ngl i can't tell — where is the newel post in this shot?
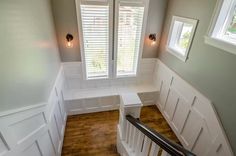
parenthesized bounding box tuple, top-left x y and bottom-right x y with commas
(118, 93, 143, 140)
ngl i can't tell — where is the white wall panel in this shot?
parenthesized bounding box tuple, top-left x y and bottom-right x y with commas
(0, 68, 66, 156)
(8, 112, 46, 145)
(172, 98, 190, 133)
(20, 142, 42, 156)
(163, 88, 179, 120)
(0, 134, 8, 156)
(62, 58, 157, 90)
(155, 60, 234, 156)
(37, 131, 56, 156)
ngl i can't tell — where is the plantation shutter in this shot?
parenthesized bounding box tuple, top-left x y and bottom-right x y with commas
(79, 1, 112, 79)
(115, 3, 145, 76)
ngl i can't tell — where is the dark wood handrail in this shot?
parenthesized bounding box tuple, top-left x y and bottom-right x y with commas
(126, 115, 196, 156)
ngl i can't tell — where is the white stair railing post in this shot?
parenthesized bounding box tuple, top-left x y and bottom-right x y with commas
(117, 93, 142, 155)
(119, 93, 142, 140)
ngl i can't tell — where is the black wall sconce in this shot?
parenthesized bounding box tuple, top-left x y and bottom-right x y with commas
(149, 34, 157, 45)
(66, 33, 74, 48)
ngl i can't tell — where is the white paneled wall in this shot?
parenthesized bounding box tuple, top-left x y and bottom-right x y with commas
(63, 59, 157, 90)
(154, 60, 234, 156)
(63, 59, 159, 115)
(0, 58, 234, 156)
(0, 68, 66, 156)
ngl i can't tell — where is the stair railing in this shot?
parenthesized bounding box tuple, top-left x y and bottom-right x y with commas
(117, 93, 196, 156)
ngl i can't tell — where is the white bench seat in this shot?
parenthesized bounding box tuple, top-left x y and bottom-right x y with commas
(63, 84, 158, 101)
(63, 83, 159, 115)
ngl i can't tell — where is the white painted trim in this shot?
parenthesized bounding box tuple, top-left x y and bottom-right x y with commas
(113, 0, 150, 78)
(205, 36, 236, 55)
(75, 0, 113, 80)
(166, 16, 198, 62)
(0, 104, 46, 118)
(205, 0, 236, 55)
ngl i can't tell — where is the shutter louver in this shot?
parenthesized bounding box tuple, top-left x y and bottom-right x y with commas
(80, 4, 110, 79)
(116, 5, 145, 76)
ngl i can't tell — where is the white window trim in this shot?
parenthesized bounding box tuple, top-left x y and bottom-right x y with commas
(166, 16, 198, 62)
(205, 0, 236, 55)
(113, 0, 150, 78)
(75, 0, 113, 80)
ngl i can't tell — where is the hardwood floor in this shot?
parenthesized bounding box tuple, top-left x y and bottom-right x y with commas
(62, 105, 179, 156)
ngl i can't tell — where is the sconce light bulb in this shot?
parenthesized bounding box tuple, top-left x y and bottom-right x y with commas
(66, 41, 73, 48)
(149, 33, 157, 46)
(66, 33, 74, 48)
(151, 41, 156, 46)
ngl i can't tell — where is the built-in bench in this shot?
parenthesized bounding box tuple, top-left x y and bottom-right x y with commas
(63, 84, 159, 115)
(62, 59, 159, 115)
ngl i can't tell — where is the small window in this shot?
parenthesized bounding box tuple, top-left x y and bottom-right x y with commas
(167, 16, 198, 62)
(205, 0, 236, 55)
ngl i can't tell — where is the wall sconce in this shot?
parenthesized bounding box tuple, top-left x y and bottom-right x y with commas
(149, 34, 157, 46)
(66, 33, 74, 48)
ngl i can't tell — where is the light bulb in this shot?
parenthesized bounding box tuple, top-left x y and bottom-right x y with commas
(151, 40, 156, 46)
(66, 41, 73, 48)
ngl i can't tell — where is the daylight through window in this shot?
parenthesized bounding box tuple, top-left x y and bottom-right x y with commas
(167, 16, 198, 62)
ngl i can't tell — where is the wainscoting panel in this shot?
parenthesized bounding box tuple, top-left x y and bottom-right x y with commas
(0, 134, 8, 156)
(20, 142, 42, 156)
(155, 60, 234, 156)
(62, 58, 157, 91)
(0, 67, 66, 156)
(66, 95, 120, 115)
(37, 131, 56, 156)
(63, 58, 158, 115)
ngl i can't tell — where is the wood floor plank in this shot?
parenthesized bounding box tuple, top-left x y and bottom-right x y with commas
(62, 106, 179, 156)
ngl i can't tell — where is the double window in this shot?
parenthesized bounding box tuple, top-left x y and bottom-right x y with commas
(76, 0, 149, 79)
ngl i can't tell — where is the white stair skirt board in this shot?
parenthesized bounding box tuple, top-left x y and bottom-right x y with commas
(154, 60, 234, 156)
(0, 67, 67, 156)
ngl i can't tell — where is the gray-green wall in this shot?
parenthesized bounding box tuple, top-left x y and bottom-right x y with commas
(159, 0, 236, 153)
(51, 0, 168, 62)
(0, 0, 61, 111)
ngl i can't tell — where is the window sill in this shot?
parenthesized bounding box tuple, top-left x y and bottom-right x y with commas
(204, 36, 236, 55)
(166, 47, 187, 62)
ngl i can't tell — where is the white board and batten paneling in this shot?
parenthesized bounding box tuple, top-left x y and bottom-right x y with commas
(154, 60, 234, 156)
(0, 68, 67, 156)
(63, 58, 159, 115)
(0, 58, 234, 156)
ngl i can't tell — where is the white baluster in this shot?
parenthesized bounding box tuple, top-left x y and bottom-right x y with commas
(135, 130, 145, 156)
(149, 142, 160, 156)
(141, 136, 152, 156)
(131, 127, 138, 151)
(125, 121, 130, 143)
(128, 124, 134, 148)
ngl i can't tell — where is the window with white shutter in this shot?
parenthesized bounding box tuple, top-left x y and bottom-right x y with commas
(114, 0, 148, 77)
(76, 0, 149, 79)
(76, 0, 113, 79)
